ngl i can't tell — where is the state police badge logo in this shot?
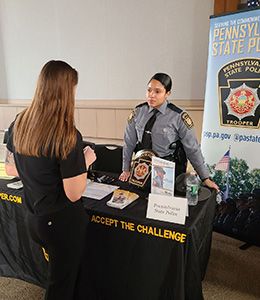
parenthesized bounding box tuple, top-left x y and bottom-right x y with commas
(218, 58, 260, 129)
(129, 149, 157, 191)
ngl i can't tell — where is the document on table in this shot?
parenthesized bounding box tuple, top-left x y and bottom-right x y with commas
(0, 162, 15, 180)
(82, 180, 119, 200)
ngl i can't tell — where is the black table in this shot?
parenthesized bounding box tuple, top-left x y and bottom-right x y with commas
(0, 178, 216, 300)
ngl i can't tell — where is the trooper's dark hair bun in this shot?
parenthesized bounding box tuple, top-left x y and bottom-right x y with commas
(149, 73, 172, 92)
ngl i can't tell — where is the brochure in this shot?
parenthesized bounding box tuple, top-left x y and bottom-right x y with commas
(0, 162, 15, 180)
(107, 189, 139, 209)
(83, 179, 119, 200)
(151, 157, 175, 197)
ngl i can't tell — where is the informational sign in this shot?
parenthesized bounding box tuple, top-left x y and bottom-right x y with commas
(146, 194, 187, 225)
(201, 8, 260, 245)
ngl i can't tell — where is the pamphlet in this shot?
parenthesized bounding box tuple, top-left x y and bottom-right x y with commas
(151, 157, 175, 196)
(0, 162, 15, 180)
(83, 179, 119, 200)
(107, 189, 139, 209)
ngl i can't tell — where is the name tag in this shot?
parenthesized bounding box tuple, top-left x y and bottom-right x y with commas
(146, 194, 187, 225)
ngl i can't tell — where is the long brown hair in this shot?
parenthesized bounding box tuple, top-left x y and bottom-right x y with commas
(14, 60, 78, 159)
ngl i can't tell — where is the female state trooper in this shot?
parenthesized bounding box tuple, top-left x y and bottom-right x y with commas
(119, 72, 219, 191)
(5, 60, 96, 300)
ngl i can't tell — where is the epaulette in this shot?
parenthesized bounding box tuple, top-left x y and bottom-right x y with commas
(135, 102, 148, 109)
(168, 103, 193, 129)
(167, 103, 183, 114)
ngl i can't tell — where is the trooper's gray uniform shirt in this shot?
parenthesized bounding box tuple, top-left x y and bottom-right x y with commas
(123, 100, 210, 180)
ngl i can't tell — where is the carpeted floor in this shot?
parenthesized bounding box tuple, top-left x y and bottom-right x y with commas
(203, 232, 260, 300)
(0, 278, 45, 300)
(0, 232, 259, 300)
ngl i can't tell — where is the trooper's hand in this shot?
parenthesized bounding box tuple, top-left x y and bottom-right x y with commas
(119, 171, 130, 182)
(203, 178, 220, 192)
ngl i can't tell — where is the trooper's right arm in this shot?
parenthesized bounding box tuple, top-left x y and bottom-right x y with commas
(122, 109, 138, 172)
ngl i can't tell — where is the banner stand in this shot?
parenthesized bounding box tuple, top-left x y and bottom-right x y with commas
(201, 8, 260, 247)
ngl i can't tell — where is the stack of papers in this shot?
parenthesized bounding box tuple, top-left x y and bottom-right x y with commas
(82, 180, 119, 200)
(0, 162, 15, 180)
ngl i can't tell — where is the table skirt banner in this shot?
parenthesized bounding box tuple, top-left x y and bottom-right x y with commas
(0, 183, 47, 286)
(201, 8, 260, 246)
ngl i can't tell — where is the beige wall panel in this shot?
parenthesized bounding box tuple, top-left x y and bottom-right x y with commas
(96, 109, 116, 139)
(85, 137, 124, 145)
(0, 100, 205, 145)
(16, 106, 27, 114)
(74, 108, 79, 128)
(77, 108, 97, 138)
(0, 107, 17, 130)
(115, 109, 132, 139)
(187, 110, 204, 141)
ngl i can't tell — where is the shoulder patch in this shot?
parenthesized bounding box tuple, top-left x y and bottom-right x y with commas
(127, 109, 136, 123)
(167, 103, 183, 114)
(181, 112, 194, 129)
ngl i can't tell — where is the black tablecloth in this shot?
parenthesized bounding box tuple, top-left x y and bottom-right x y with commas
(0, 179, 48, 286)
(0, 178, 216, 300)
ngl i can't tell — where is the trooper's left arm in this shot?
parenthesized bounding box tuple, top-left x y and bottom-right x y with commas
(177, 112, 219, 191)
(177, 112, 209, 179)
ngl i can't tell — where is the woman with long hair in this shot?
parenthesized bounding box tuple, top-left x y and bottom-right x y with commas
(5, 60, 96, 299)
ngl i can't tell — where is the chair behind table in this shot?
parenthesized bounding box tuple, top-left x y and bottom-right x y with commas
(82, 142, 123, 175)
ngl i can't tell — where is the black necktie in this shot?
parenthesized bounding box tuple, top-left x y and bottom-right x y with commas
(141, 109, 159, 149)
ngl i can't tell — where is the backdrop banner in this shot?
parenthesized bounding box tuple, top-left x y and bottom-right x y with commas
(201, 8, 260, 246)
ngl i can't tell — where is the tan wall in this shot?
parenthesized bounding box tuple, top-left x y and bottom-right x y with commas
(0, 99, 204, 145)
